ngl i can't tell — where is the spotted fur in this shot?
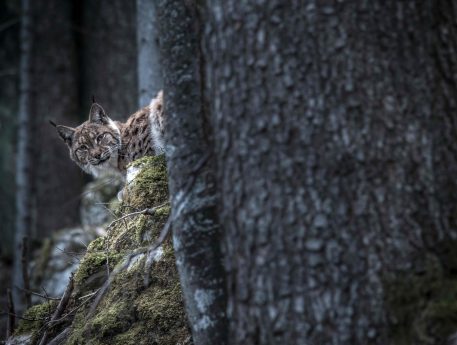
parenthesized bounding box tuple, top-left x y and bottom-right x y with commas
(55, 91, 164, 178)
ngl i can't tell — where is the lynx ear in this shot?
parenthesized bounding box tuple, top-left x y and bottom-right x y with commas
(89, 103, 109, 124)
(56, 125, 75, 146)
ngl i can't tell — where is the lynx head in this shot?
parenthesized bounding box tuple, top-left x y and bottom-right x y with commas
(55, 103, 121, 177)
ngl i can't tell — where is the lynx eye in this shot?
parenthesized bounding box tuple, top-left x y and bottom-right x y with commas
(78, 145, 88, 151)
(96, 133, 108, 143)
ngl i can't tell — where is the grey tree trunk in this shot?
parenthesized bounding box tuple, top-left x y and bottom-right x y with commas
(13, 0, 32, 311)
(33, 0, 84, 239)
(136, 0, 162, 107)
(80, 0, 137, 119)
(202, 1, 457, 344)
(156, 1, 228, 344)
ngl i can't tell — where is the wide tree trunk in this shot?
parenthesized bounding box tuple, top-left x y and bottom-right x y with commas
(201, 1, 457, 344)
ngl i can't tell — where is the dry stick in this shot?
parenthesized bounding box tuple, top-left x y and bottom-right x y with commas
(37, 274, 74, 345)
(6, 289, 15, 339)
(22, 236, 32, 308)
(106, 201, 170, 229)
(14, 285, 60, 301)
(47, 327, 71, 345)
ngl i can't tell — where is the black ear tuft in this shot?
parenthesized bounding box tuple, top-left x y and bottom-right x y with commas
(56, 125, 75, 146)
(92, 95, 96, 104)
(89, 103, 109, 124)
(49, 120, 57, 127)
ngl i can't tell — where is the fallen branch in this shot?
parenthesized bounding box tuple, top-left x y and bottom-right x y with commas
(37, 274, 74, 345)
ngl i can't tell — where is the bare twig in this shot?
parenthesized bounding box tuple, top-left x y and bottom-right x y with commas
(6, 289, 15, 338)
(54, 247, 82, 263)
(106, 201, 170, 229)
(38, 274, 74, 345)
(14, 285, 60, 301)
(21, 236, 32, 308)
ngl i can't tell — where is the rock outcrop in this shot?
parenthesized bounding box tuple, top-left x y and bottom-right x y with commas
(9, 156, 191, 345)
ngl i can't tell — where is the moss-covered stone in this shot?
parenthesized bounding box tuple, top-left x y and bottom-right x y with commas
(123, 155, 169, 210)
(384, 244, 457, 344)
(74, 251, 124, 291)
(15, 301, 57, 336)
(12, 155, 190, 345)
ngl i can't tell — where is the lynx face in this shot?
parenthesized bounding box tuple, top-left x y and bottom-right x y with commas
(56, 103, 122, 177)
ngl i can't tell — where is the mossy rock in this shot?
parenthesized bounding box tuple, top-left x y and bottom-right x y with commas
(13, 155, 191, 345)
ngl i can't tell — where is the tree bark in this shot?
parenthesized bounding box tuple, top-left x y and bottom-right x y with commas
(203, 1, 457, 344)
(156, 1, 228, 344)
(136, 0, 162, 107)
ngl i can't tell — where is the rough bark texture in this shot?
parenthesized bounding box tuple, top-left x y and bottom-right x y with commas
(156, 1, 228, 344)
(136, 0, 162, 107)
(204, 1, 457, 344)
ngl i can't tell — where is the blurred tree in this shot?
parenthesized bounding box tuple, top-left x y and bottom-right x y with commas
(0, 1, 20, 258)
(80, 0, 137, 119)
(159, 0, 457, 344)
(136, 0, 162, 107)
(13, 0, 32, 312)
(13, 0, 84, 311)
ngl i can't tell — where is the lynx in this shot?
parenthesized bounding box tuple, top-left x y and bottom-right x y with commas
(54, 91, 164, 179)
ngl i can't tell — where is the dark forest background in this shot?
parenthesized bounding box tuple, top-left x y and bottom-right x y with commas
(0, 0, 146, 335)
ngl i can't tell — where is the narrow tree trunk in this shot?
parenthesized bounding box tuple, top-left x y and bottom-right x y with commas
(13, 0, 32, 311)
(136, 0, 162, 107)
(156, 1, 228, 344)
(203, 1, 457, 344)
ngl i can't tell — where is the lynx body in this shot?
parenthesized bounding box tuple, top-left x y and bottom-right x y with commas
(55, 91, 164, 179)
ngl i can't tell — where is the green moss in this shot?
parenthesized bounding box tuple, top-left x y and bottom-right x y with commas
(91, 301, 134, 337)
(135, 283, 186, 330)
(74, 251, 123, 290)
(15, 301, 57, 336)
(124, 155, 168, 210)
(87, 237, 106, 252)
(385, 244, 457, 345)
(36, 155, 190, 345)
